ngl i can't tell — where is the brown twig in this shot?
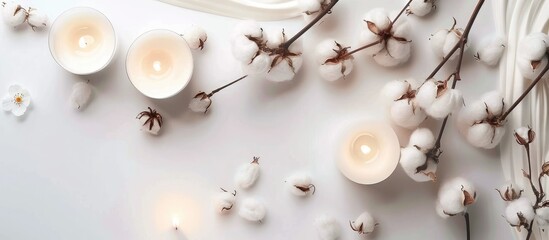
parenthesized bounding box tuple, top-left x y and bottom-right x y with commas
(207, 75, 248, 97)
(465, 212, 471, 240)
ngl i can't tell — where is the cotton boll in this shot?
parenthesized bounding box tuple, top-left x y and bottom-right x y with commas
(319, 60, 353, 82)
(265, 29, 286, 49)
(391, 14, 411, 37)
(351, 211, 376, 234)
(363, 8, 391, 31)
(430, 30, 448, 57)
(233, 20, 263, 38)
(390, 100, 427, 129)
(519, 34, 548, 61)
(138, 115, 161, 135)
(373, 48, 401, 67)
(400, 146, 427, 180)
(2, 2, 27, 27)
(315, 215, 341, 240)
(242, 53, 272, 75)
(238, 198, 266, 222)
(188, 95, 211, 113)
(298, 0, 321, 15)
(213, 189, 236, 213)
(358, 30, 383, 55)
(517, 56, 549, 80)
(437, 178, 476, 217)
(235, 157, 260, 189)
(426, 89, 463, 119)
(231, 36, 260, 63)
(316, 39, 339, 64)
(183, 25, 207, 50)
(415, 80, 437, 109)
(69, 81, 92, 110)
(476, 37, 506, 66)
(466, 123, 505, 149)
(381, 80, 410, 102)
(407, 0, 435, 17)
(286, 172, 315, 196)
(536, 207, 549, 226)
(266, 55, 303, 82)
(505, 197, 534, 226)
(408, 128, 435, 151)
(481, 90, 505, 116)
(442, 30, 462, 60)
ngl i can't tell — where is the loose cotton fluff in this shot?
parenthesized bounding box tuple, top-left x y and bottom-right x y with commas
(183, 25, 207, 50)
(2, 2, 26, 27)
(536, 206, 549, 226)
(230, 20, 303, 82)
(213, 188, 237, 213)
(298, 0, 331, 21)
(517, 32, 549, 80)
(436, 177, 476, 218)
(188, 92, 212, 113)
(26, 7, 47, 30)
(399, 128, 438, 182)
(406, 0, 436, 17)
(235, 157, 260, 189)
(474, 36, 506, 66)
(382, 78, 427, 129)
(350, 211, 377, 235)
(359, 8, 412, 67)
(504, 197, 534, 229)
(457, 90, 506, 149)
(430, 22, 466, 60)
(315, 39, 354, 81)
(69, 81, 92, 110)
(238, 198, 266, 222)
(415, 78, 463, 119)
(286, 172, 315, 196)
(314, 215, 341, 240)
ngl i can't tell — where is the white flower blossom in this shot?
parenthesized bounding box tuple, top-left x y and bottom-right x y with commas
(474, 36, 506, 66)
(183, 25, 207, 50)
(69, 81, 92, 110)
(517, 32, 549, 80)
(316, 39, 354, 81)
(315, 215, 341, 240)
(235, 157, 260, 189)
(436, 177, 476, 218)
(350, 211, 377, 235)
(2, 84, 30, 117)
(238, 198, 266, 222)
(406, 0, 436, 17)
(359, 8, 411, 67)
(458, 91, 506, 149)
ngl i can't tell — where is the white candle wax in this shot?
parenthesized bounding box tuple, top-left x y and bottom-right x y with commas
(49, 7, 117, 75)
(337, 120, 400, 185)
(126, 29, 193, 99)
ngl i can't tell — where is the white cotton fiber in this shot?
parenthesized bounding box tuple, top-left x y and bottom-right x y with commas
(213, 190, 236, 213)
(505, 197, 534, 226)
(2, 2, 26, 27)
(298, 0, 321, 14)
(430, 29, 448, 57)
(536, 207, 549, 226)
(231, 36, 260, 63)
(476, 37, 506, 66)
(316, 39, 339, 64)
(358, 29, 384, 55)
(467, 123, 505, 149)
(239, 198, 266, 222)
(27, 8, 47, 30)
(242, 53, 272, 75)
(381, 80, 410, 102)
(363, 8, 391, 31)
(400, 146, 426, 178)
(351, 211, 376, 234)
(235, 158, 260, 189)
(437, 177, 476, 217)
(425, 89, 462, 119)
(373, 48, 401, 67)
(319, 60, 353, 82)
(266, 55, 303, 82)
(442, 30, 462, 60)
(265, 29, 286, 48)
(188, 96, 211, 113)
(386, 38, 411, 61)
(519, 34, 548, 61)
(415, 80, 437, 109)
(138, 116, 161, 135)
(481, 90, 505, 115)
(232, 20, 263, 38)
(286, 172, 315, 196)
(408, 128, 435, 151)
(183, 25, 207, 50)
(69, 81, 92, 110)
(407, 0, 435, 17)
(390, 100, 426, 129)
(314, 215, 341, 240)
(517, 55, 549, 80)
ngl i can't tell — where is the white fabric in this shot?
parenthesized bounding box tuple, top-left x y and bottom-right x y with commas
(494, 0, 549, 239)
(157, 0, 301, 20)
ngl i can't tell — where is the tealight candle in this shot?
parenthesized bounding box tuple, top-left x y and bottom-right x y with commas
(126, 29, 193, 99)
(337, 120, 400, 185)
(49, 7, 117, 75)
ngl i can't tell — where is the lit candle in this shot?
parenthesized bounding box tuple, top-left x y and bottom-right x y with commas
(48, 7, 117, 75)
(172, 214, 180, 230)
(126, 29, 194, 99)
(337, 120, 400, 185)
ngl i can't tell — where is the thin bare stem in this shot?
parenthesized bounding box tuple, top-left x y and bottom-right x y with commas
(280, 0, 340, 49)
(526, 222, 534, 240)
(393, 0, 413, 23)
(208, 75, 248, 97)
(464, 212, 471, 240)
(499, 55, 549, 121)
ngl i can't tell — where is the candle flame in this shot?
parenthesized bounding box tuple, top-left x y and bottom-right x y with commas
(172, 214, 180, 230)
(360, 145, 372, 155)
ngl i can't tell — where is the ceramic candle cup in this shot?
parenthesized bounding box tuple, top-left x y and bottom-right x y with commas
(126, 29, 193, 99)
(337, 120, 400, 185)
(49, 7, 117, 75)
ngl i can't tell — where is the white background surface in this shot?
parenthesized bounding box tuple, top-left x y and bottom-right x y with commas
(0, 0, 514, 239)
